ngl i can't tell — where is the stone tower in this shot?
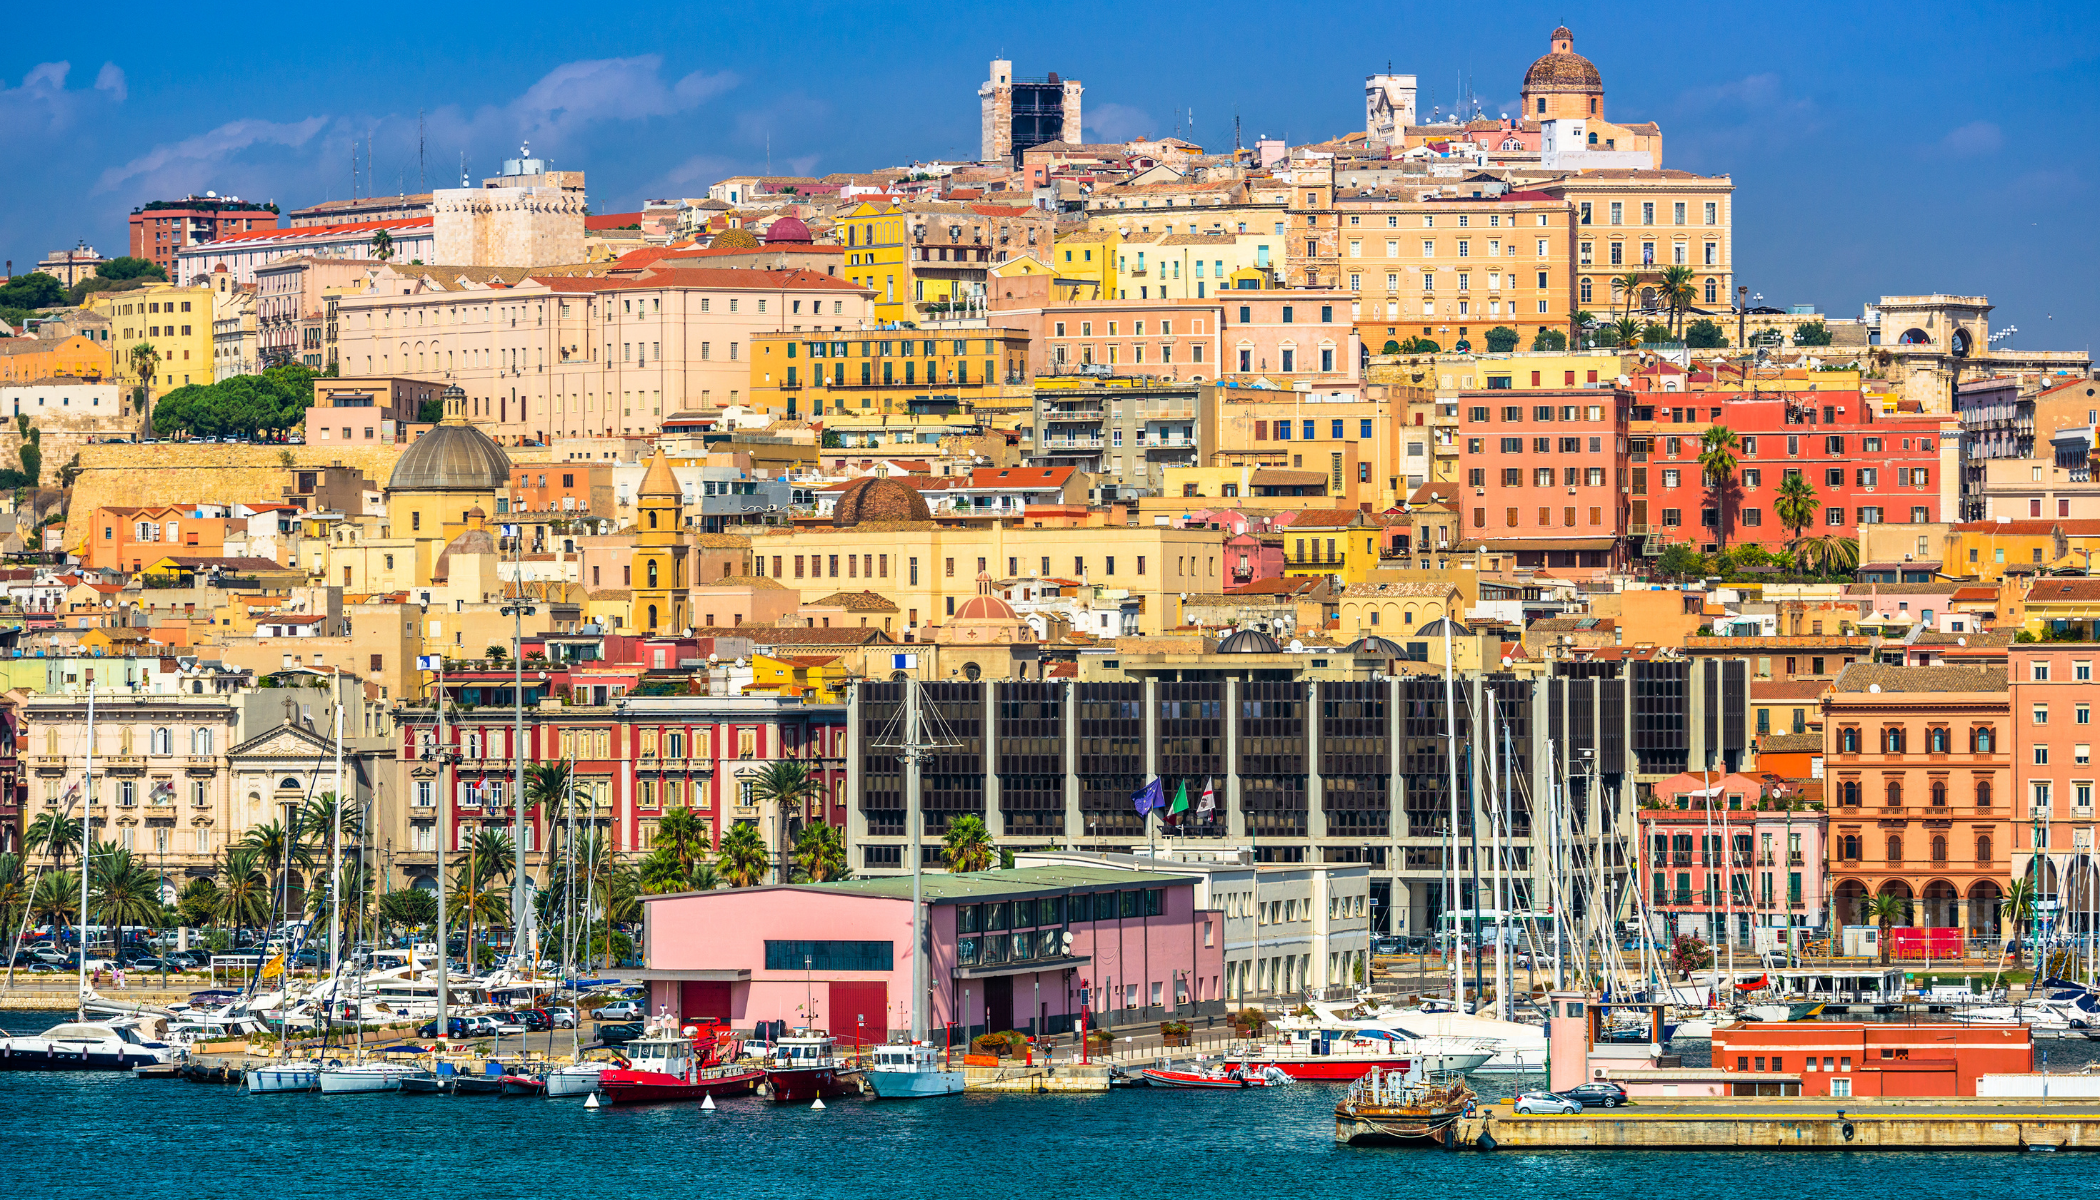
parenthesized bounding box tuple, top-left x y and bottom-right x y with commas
(979, 60, 1083, 164)
(1364, 74, 1417, 150)
(431, 142, 587, 267)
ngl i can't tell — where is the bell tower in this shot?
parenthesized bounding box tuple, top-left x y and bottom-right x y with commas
(629, 450, 688, 634)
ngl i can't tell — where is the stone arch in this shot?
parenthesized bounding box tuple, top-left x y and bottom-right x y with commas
(1898, 327, 1932, 346)
(1967, 879, 2003, 942)
(1832, 878, 1870, 926)
(1920, 878, 1959, 928)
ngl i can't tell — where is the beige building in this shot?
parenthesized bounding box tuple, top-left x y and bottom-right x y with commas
(1539, 169, 1735, 318)
(332, 263, 875, 444)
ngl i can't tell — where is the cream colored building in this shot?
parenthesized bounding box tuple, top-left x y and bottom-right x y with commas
(1539, 170, 1735, 317)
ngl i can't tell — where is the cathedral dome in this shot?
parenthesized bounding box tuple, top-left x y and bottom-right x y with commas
(1217, 627, 1282, 654)
(387, 394, 511, 493)
(1523, 26, 1603, 94)
(764, 215, 813, 244)
(831, 476, 932, 526)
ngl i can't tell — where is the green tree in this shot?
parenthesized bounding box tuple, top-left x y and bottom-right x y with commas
(792, 823, 849, 883)
(1804, 533, 1861, 579)
(462, 827, 516, 965)
(1381, 339, 1403, 354)
(1611, 271, 1645, 318)
(1530, 327, 1568, 352)
(176, 876, 221, 929)
(748, 762, 819, 878)
(128, 343, 162, 406)
(1793, 319, 1833, 347)
(1609, 315, 1643, 349)
(24, 812, 82, 867)
(97, 256, 167, 283)
(1684, 318, 1728, 349)
(1657, 542, 1707, 581)
(416, 398, 444, 423)
(90, 845, 167, 938)
(1698, 425, 1741, 553)
(377, 887, 438, 937)
(2000, 879, 2034, 956)
(1398, 336, 1440, 353)
(1774, 472, 1822, 567)
(1571, 311, 1597, 349)
(212, 849, 273, 939)
(0, 853, 25, 936)
(717, 823, 770, 888)
(1640, 320, 1673, 344)
(1483, 325, 1520, 353)
(941, 814, 995, 873)
(240, 819, 312, 911)
(31, 869, 79, 928)
(0, 272, 65, 311)
(371, 229, 395, 261)
(1657, 264, 1698, 336)
(1866, 892, 1908, 965)
(16, 419, 41, 486)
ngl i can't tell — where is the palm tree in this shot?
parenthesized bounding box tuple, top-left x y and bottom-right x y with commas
(1697, 425, 1741, 554)
(2000, 879, 2034, 958)
(296, 792, 364, 844)
(1610, 271, 1645, 320)
(127, 342, 161, 410)
(1865, 892, 1908, 966)
(31, 870, 80, 929)
(24, 812, 82, 867)
(212, 849, 273, 943)
(655, 807, 710, 882)
(1773, 472, 1822, 570)
(1658, 264, 1698, 336)
(748, 761, 820, 883)
(1609, 315, 1643, 349)
(91, 847, 166, 945)
(1808, 533, 1861, 579)
(525, 762, 574, 822)
(793, 823, 849, 883)
(941, 815, 995, 874)
(371, 228, 394, 261)
(638, 846, 691, 895)
(464, 828, 516, 966)
(241, 819, 313, 918)
(0, 853, 25, 937)
(717, 823, 770, 888)
(1571, 310, 1596, 350)
(377, 887, 437, 941)
(449, 866, 510, 964)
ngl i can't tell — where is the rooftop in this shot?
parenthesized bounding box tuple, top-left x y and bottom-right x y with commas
(1830, 664, 2008, 695)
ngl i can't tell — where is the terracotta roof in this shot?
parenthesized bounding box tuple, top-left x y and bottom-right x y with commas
(1752, 679, 1830, 701)
(1913, 629, 2015, 646)
(964, 466, 1073, 489)
(1278, 509, 1374, 528)
(1757, 732, 1824, 754)
(1225, 578, 1325, 596)
(1830, 663, 2007, 694)
(2024, 579, 2100, 602)
(1950, 587, 1999, 602)
(690, 532, 754, 548)
(805, 591, 899, 612)
(1530, 616, 1614, 632)
(694, 626, 896, 646)
(1340, 581, 1451, 597)
(204, 216, 431, 244)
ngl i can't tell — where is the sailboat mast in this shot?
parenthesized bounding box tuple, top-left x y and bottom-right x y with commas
(76, 670, 95, 1020)
(331, 692, 344, 977)
(566, 753, 580, 1059)
(435, 655, 449, 1040)
(906, 678, 927, 1045)
(1442, 620, 1461, 1006)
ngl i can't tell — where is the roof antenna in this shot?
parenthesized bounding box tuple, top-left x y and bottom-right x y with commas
(459, 151, 467, 188)
(418, 109, 426, 191)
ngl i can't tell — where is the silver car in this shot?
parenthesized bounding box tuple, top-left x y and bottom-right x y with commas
(1514, 1090, 1583, 1115)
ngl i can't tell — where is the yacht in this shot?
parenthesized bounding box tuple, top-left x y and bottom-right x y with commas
(867, 1041, 964, 1099)
(545, 1060, 617, 1098)
(317, 1061, 429, 1093)
(1362, 1006, 1548, 1073)
(0, 1017, 178, 1070)
(245, 1061, 322, 1093)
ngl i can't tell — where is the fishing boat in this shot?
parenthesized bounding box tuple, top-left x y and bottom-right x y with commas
(451, 1062, 509, 1095)
(0, 1017, 178, 1071)
(762, 1031, 864, 1102)
(1141, 1062, 1286, 1088)
(1333, 1066, 1475, 1147)
(867, 1041, 964, 1099)
(597, 1027, 765, 1105)
(317, 1061, 427, 1094)
(865, 678, 967, 1101)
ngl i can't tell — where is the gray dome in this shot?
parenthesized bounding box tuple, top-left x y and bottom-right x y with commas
(1217, 627, 1282, 654)
(1416, 618, 1470, 637)
(1347, 635, 1408, 656)
(388, 421, 512, 493)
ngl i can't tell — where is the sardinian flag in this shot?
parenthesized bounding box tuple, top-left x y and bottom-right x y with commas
(150, 781, 177, 805)
(60, 780, 82, 807)
(1198, 778, 1216, 823)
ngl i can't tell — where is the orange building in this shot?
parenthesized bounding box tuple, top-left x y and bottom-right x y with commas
(1456, 385, 1632, 573)
(85, 506, 232, 573)
(1823, 663, 2012, 942)
(0, 334, 110, 385)
(1714, 1022, 2029, 1098)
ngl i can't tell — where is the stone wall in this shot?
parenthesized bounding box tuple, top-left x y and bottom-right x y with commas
(431, 185, 586, 267)
(64, 443, 406, 552)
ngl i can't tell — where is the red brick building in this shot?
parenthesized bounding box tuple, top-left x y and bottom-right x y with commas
(1457, 385, 1632, 573)
(127, 195, 278, 279)
(1715, 1022, 2029, 1098)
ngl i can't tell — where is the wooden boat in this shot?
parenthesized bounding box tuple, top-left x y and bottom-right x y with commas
(599, 1026, 765, 1106)
(1333, 1067, 1475, 1147)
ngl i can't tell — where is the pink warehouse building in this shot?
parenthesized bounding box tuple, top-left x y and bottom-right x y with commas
(638, 865, 1225, 1043)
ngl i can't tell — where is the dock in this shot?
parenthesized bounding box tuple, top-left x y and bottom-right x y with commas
(1455, 1098, 2100, 1151)
(962, 1063, 1111, 1093)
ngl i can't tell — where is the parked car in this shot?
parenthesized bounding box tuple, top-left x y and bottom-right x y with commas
(125, 956, 174, 972)
(482, 1014, 528, 1036)
(416, 1017, 471, 1039)
(547, 1007, 578, 1029)
(506, 1009, 551, 1032)
(596, 1020, 644, 1046)
(594, 1000, 643, 1021)
(1514, 1090, 1583, 1115)
(1564, 1082, 1628, 1109)
(1371, 936, 1406, 956)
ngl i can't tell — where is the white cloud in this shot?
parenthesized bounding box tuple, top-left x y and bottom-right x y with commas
(94, 62, 126, 102)
(1938, 120, 2002, 157)
(94, 116, 329, 195)
(0, 61, 124, 139)
(1085, 102, 1154, 143)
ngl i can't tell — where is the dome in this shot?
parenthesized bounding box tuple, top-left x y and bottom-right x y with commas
(955, 594, 1018, 621)
(432, 522, 497, 583)
(1523, 27, 1603, 94)
(1346, 635, 1407, 657)
(1217, 627, 1282, 654)
(764, 215, 812, 244)
(388, 415, 512, 493)
(832, 476, 932, 526)
(1417, 618, 1470, 637)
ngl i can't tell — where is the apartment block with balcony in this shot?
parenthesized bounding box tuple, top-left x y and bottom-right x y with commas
(1457, 386, 1632, 574)
(1640, 770, 1828, 947)
(2007, 643, 2100, 910)
(748, 328, 1033, 423)
(1028, 376, 1215, 498)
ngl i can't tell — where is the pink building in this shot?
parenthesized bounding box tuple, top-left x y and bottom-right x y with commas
(1640, 770, 1829, 948)
(638, 866, 1225, 1042)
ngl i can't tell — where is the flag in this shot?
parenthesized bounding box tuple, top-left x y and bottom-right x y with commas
(1168, 781, 1189, 823)
(1130, 777, 1164, 817)
(1198, 779, 1216, 822)
(260, 953, 285, 981)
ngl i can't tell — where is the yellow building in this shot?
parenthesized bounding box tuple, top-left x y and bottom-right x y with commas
(1198, 382, 1434, 510)
(746, 328, 1032, 420)
(1108, 230, 1284, 301)
(1335, 579, 1459, 638)
(834, 201, 1058, 323)
(746, 652, 848, 702)
(1278, 509, 1393, 584)
(629, 451, 690, 634)
(85, 282, 215, 401)
(1943, 519, 2100, 582)
(1542, 170, 1735, 317)
(1050, 229, 1120, 293)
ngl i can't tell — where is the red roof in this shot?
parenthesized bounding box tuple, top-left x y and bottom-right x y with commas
(586, 212, 645, 231)
(965, 466, 1073, 489)
(205, 216, 432, 244)
(536, 267, 868, 294)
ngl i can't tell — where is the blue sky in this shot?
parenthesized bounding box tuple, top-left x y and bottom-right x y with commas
(4, 2, 2096, 350)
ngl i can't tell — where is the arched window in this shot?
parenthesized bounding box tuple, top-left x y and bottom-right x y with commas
(647, 604, 659, 630)
(1839, 780, 1861, 806)
(1977, 835, 1993, 863)
(1839, 728, 1861, 753)
(191, 728, 213, 755)
(1928, 727, 1949, 753)
(1886, 835, 1902, 863)
(1931, 836, 1947, 863)
(1971, 727, 1995, 753)
(278, 777, 300, 790)
(1976, 780, 1993, 807)
(1931, 780, 1947, 808)
(648, 510, 658, 529)
(1885, 780, 1903, 807)
(150, 727, 172, 755)
(1840, 835, 1861, 860)
(1882, 727, 1906, 753)
(647, 561, 659, 587)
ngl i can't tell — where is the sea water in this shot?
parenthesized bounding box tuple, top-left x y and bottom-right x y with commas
(2, 1010, 2089, 1199)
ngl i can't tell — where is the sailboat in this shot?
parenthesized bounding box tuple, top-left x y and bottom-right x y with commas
(867, 677, 964, 1100)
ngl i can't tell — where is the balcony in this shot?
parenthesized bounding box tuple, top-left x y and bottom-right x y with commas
(1040, 438, 1105, 452)
(104, 755, 146, 775)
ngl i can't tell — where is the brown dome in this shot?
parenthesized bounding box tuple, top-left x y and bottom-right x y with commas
(387, 419, 512, 493)
(832, 476, 932, 526)
(1524, 27, 1603, 94)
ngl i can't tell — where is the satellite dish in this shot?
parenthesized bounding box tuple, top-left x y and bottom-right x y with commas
(1867, 683, 1881, 694)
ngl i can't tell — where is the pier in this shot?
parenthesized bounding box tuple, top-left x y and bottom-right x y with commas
(1455, 1098, 2100, 1151)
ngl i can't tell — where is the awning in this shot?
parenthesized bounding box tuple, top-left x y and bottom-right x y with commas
(952, 954, 1091, 980)
(603, 968, 753, 982)
(1457, 537, 1621, 552)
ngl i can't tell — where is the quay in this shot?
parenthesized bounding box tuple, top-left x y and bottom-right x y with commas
(1452, 1098, 2100, 1151)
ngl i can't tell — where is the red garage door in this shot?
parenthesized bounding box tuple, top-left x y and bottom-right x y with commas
(681, 981, 732, 1024)
(829, 982, 888, 1049)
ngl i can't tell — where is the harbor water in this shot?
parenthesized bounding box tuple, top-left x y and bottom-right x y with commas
(5, 1011, 2096, 1198)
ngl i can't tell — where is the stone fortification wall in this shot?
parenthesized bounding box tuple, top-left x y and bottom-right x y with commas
(64, 443, 405, 552)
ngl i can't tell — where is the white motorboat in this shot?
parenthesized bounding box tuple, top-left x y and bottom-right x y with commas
(866, 1041, 964, 1099)
(245, 1062, 322, 1093)
(1363, 1008, 1548, 1073)
(0, 1017, 178, 1071)
(317, 1061, 428, 1093)
(545, 1060, 616, 1098)
(1672, 1016, 1717, 1040)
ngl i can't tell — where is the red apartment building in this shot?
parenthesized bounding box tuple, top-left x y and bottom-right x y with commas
(1457, 385, 1632, 572)
(1633, 389, 1957, 553)
(128, 195, 278, 279)
(1714, 1022, 2029, 1098)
